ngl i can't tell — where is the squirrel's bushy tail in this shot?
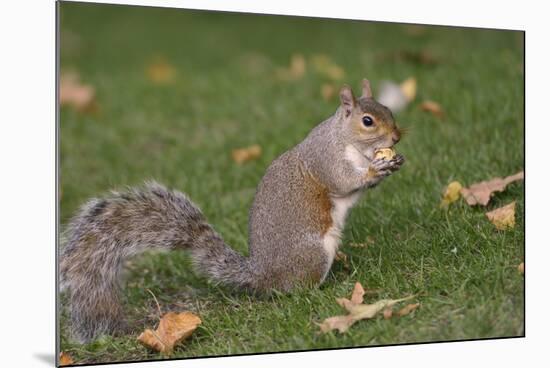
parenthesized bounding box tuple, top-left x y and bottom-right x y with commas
(60, 181, 254, 343)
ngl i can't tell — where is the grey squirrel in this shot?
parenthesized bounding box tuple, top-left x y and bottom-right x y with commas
(60, 79, 405, 343)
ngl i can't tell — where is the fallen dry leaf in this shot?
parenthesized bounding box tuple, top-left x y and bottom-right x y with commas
(400, 50, 438, 65)
(518, 262, 524, 274)
(276, 54, 306, 81)
(400, 77, 417, 102)
(59, 351, 74, 366)
(460, 171, 524, 206)
(349, 236, 375, 248)
(334, 282, 364, 311)
(321, 83, 336, 101)
(59, 71, 96, 112)
(441, 181, 463, 208)
(383, 308, 393, 319)
(377, 77, 416, 112)
(396, 303, 420, 317)
(350, 282, 365, 304)
(311, 55, 345, 81)
(318, 282, 415, 333)
(147, 58, 177, 84)
(318, 315, 355, 334)
(485, 201, 516, 230)
(137, 311, 201, 355)
(377, 50, 438, 66)
(231, 144, 262, 164)
(420, 100, 444, 118)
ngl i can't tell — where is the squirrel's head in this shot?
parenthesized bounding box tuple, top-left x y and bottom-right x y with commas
(339, 79, 402, 160)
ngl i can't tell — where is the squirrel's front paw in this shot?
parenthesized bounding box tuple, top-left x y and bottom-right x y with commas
(366, 154, 405, 182)
(372, 154, 405, 175)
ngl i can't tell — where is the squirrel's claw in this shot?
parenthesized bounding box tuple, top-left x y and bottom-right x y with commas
(371, 154, 404, 173)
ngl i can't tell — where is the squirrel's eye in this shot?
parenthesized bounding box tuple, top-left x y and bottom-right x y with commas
(362, 116, 374, 127)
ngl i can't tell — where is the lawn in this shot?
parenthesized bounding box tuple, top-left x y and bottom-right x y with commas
(58, 2, 524, 365)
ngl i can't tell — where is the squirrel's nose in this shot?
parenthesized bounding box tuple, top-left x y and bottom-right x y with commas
(391, 129, 401, 144)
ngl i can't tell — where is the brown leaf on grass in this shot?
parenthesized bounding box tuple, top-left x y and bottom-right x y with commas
(379, 50, 438, 66)
(383, 308, 393, 319)
(518, 262, 524, 274)
(147, 58, 177, 84)
(137, 311, 201, 355)
(485, 201, 516, 230)
(399, 50, 438, 65)
(350, 282, 365, 304)
(335, 282, 364, 311)
(318, 282, 416, 333)
(420, 100, 444, 118)
(440, 181, 463, 208)
(311, 55, 345, 81)
(276, 54, 306, 81)
(321, 83, 336, 101)
(317, 315, 355, 334)
(231, 144, 262, 164)
(396, 303, 420, 317)
(60, 71, 96, 112)
(59, 351, 74, 366)
(349, 236, 375, 248)
(460, 171, 524, 206)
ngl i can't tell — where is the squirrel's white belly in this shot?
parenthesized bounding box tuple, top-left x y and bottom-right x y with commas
(322, 191, 362, 274)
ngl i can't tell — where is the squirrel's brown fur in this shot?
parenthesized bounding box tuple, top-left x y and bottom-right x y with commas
(60, 79, 404, 343)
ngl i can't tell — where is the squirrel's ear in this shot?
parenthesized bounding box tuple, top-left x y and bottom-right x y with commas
(339, 85, 355, 117)
(361, 78, 373, 98)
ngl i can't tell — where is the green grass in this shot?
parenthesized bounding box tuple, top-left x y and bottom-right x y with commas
(58, 2, 524, 365)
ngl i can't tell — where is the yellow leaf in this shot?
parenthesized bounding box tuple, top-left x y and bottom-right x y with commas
(276, 54, 306, 81)
(231, 144, 262, 164)
(440, 181, 463, 208)
(147, 58, 177, 84)
(321, 83, 336, 101)
(59, 352, 74, 366)
(485, 201, 516, 230)
(518, 262, 524, 274)
(289, 54, 306, 78)
(399, 77, 417, 102)
(311, 54, 345, 81)
(137, 311, 201, 355)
